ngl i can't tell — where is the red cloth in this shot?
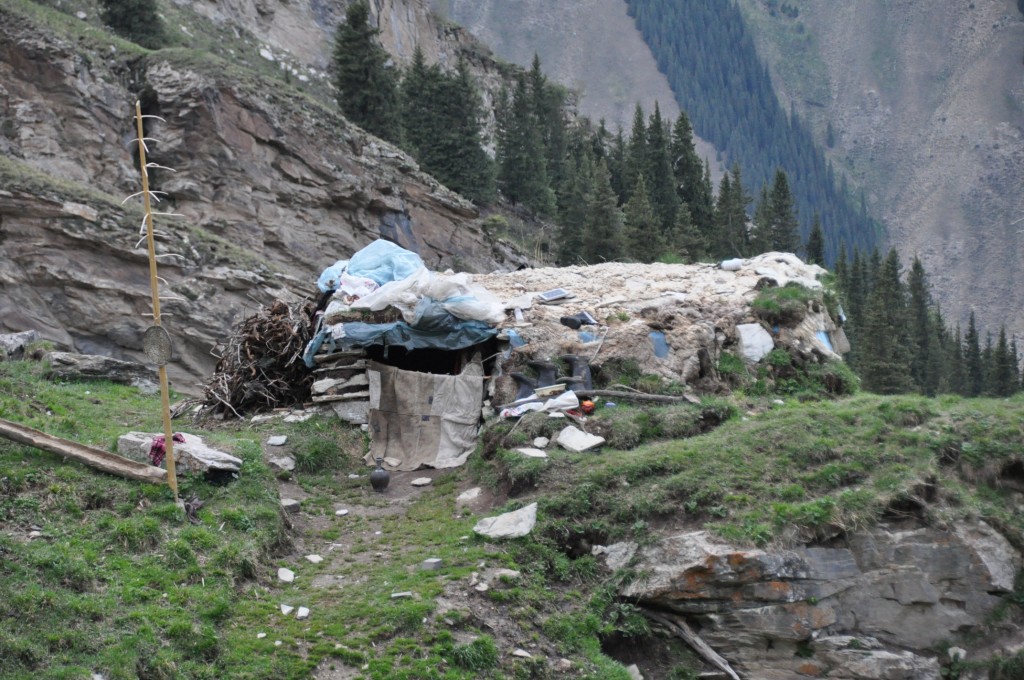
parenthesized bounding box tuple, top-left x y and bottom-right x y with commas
(149, 433, 185, 467)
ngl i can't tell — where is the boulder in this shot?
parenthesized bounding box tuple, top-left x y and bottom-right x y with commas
(611, 522, 1019, 679)
(735, 323, 774, 362)
(473, 502, 537, 539)
(117, 431, 243, 474)
(47, 351, 158, 392)
(0, 330, 40, 359)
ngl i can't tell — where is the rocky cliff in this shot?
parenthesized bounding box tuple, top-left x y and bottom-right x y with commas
(738, 0, 1024, 340)
(0, 2, 526, 392)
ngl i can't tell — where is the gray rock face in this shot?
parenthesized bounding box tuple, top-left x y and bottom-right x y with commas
(0, 11, 528, 394)
(612, 522, 1020, 679)
(48, 352, 158, 392)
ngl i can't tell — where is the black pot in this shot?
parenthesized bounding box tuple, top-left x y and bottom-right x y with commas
(370, 457, 390, 492)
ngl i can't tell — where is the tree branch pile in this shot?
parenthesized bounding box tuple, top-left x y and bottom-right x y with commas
(201, 299, 315, 418)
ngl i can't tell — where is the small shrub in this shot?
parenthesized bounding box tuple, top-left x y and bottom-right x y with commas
(751, 282, 818, 326)
(451, 635, 499, 671)
(717, 351, 746, 377)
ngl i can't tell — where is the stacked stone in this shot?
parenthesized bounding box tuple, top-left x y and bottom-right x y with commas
(310, 348, 370, 425)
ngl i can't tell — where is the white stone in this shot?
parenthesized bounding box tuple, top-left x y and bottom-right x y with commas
(259, 48, 275, 61)
(268, 456, 295, 471)
(473, 502, 538, 539)
(736, 323, 775, 363)
(296, 607, 310, 620)
(278, 568, 295, 583)
(421, 558, 443, 571)
(274, 640, 282, 647)
(494, 569, 521, 581)
(280, 498, 300, 514)
(411, 477, 432, 487)
(280, 604, 294, 615)
(335, 509, 350, 516)
(305, 554, 323, 564)
(348, 473, 360, 479)
(457, 487, 482, 504)
(75, 11, 87, 19)
(267, 435, 287, 446)
(512, 649, 532, 658)
(391, 591, 413, 599)
(474, 582, 489, 592)
(533, 437, 549, 448)
(556, 425, 605, 452)
(256, 632, 266, 639)
(514, 447, 548, 458)
(626, 663, 644, 680)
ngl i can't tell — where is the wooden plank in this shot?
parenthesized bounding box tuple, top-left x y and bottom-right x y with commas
(0, 417, 167, 484)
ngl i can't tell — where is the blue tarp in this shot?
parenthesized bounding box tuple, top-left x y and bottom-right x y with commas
(346, 239, 424, 286)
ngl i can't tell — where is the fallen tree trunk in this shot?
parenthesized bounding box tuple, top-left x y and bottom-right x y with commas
(576, 389, 700, 404)
(643, 610, 741, 680)
(0, 417, 167, 484)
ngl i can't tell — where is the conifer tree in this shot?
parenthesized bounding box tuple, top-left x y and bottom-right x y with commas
(496, 74, 555, 216)
(645, 103, 679, 236)
(964, 313, 983, 397)
(712, 164, 751, 258)
(992, 327, 1017, 396)
(767, 168, 799, 252)
(555, 146, 594, 265)
(99, 0, 167, 49)
(947, 325, 967, 395)
(907, 257, 932, 393)
(749, 184, 772, 255)
(624, 104, 648, 202)
(672, 203, 708, 263)
(671, 111, 713, 235)
(805, 213, 825, 265)
(623, 174, 664, 263)
(333, 1, 401, 142)
(582, 159, 625, 263)
(859, 249, 914, 394)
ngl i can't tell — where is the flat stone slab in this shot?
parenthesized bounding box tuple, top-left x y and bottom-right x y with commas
(268, 456, 295, 471)
(281, 498, 301, 514)
(278, 568, 294, 583)
(737, 323, 774, 363)
(556, 425, 605, 452)
(117, 431, 243, 473)
(411, 477, 432, 487)
(515, 447, 548, 459)
(335, 509, 350, 516)
(457, 487, 482, 504)
(421, 558, 443, 571)
(267, 435, 287, 446)
(305, 554, 323, 564)
(296, 607, 310, 620)
(391, 591, 413, 599)
(473, 502, 537, 539)
(280, 604, 294, 615)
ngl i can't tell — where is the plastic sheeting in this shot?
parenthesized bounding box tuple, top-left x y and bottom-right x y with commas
(346, 239, 424, 286)
(333, 319, 496, 352)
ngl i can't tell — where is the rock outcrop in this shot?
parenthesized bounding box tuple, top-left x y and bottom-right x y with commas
(0, 5, 526, 392)
(605, 522, 1022, 679)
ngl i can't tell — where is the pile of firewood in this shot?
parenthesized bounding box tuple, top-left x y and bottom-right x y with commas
(200, 299, 315, 418)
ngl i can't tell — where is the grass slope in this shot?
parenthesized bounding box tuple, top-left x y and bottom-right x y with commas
(2, 358, 1023, 678)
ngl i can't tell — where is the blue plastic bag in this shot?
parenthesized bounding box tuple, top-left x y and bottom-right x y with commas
(346, 239, 424, 286)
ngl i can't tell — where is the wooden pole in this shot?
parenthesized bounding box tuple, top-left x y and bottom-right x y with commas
(134, 100, 178, 499)
(0, 418, 167, 484)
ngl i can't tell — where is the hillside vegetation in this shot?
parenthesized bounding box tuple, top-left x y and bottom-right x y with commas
(2, 356, 1024, 678)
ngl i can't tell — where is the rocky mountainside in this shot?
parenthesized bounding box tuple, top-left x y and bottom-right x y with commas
(0, 0, 526, 392)
(736, 0, 1024, 339)
(438, 0, 1024, 340)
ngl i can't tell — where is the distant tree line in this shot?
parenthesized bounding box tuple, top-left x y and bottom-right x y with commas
(835, 247, 1021, 397)
(332, 3, 835, 268)
(624, 0, 880, 261)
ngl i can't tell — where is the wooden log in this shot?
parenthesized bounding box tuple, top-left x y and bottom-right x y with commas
(643, 611, 741, 680)
(0, 417, 167, 484)
(311, 391, 370, 403)
(576, 389, 701, 404)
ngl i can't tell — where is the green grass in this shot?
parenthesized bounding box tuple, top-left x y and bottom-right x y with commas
(6, 359, 1024, 678)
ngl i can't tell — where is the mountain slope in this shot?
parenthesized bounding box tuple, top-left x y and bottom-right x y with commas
(737, 0, 1024, 338)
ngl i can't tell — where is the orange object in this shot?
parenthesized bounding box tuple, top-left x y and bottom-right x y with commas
(581, 400, 595, 414)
